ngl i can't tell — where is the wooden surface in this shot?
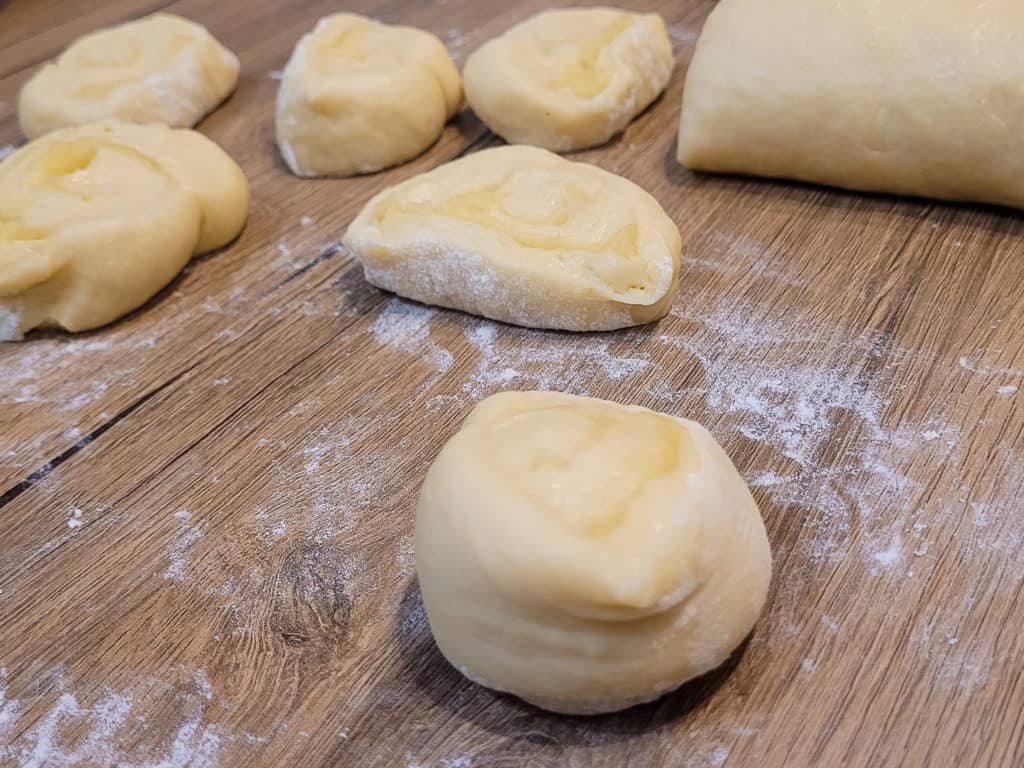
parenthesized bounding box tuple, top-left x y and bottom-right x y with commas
(1, 1, 1023, 766)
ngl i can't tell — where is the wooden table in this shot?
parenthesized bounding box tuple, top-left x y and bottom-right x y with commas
(2, 1, 1022, 766)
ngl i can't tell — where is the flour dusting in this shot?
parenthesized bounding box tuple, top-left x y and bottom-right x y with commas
(0, 144, 15, 161)
(667, 23, 698, 50)
(0, 669, 241, 768)
(370, 300, 454, 390)
(164, 510, 203, 582)
(462, 321, 649, 399)
(443, 29, 467, 58)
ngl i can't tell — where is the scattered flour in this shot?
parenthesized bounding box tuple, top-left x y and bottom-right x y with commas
(164, 510, 203, 582)
(0, 668, 261, 768)
(66, 508, 83, 530)
(0, 144, 15, 161)
(462, 321, 649, 399)
(268, 69, 284, 80)
(871, 533, 902, 572)
(996, 384, 1018, 395)
(300, 215, 315, 227)
(683, 231, 807, 288)
(370, 300, 454, 392)
(821, 615, 840, 634)
(442, 29, 467, 57)
(958, 355, 1024, 379)
(667, 22, 698, 50)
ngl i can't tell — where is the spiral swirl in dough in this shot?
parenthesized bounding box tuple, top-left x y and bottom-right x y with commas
(415, 391, 772, 715)
(0, 122, 248, 340)
(463, 8, 674, 151)
(343, 145, 680, 331)
(275, 14, 462, 177)
(18, 13, 239, 140)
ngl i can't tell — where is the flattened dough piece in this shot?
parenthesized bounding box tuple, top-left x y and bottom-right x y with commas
(463, 8, 674, 152)
(343, 145, 681, 331)
(276, 13, 462, 177)
(416, 391, 773, 715)
(0, 122, 249, 340)
(18, 14, 239, 140)
(678, 0, 1024, 209)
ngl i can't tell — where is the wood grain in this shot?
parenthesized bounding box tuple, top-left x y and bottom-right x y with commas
(1, 1, 1022, 766)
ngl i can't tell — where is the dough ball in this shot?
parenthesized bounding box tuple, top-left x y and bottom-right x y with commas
(275, 13, 462, 178)
(18, 13, 239, 140)
(415, 391, 772, 715)
(343, 145, 680, 331)
(0, 122, 249, 340)
(463, 8, 674, 152)
(677, 0, 1024, 209)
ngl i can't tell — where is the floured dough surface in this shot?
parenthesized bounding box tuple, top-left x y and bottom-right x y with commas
(276, 13, 462, 178)
(463, 8, 674, 152)
(18, 13, 239, 139)
(415, 391, 772, 715)
(0, 122, 248, 340)
(343, 145, 680, 331)
(678, 0, 1024, 209)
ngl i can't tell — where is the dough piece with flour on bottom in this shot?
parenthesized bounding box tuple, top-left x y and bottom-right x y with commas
(276, 13, 462, 177)
(678, 0, 1024, 209)
(0, 122, 249, 340)
(415, 391, 773, 715)
(463, 8, 674, 152)
(343, 145, 680, 331)
(18, 14, 239, 139)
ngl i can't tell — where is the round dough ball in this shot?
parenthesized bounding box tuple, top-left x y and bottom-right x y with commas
(0, 122, 249, 340)
(463, 8, 674, 152)
(343, 145, 681, 331)
(18, 13, 239, 140)
(415, 391, 772, 715)
(275, 13, 462, 178)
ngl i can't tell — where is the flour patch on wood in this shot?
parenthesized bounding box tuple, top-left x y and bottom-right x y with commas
(463, 321, 649, 399)
(164, 510, 204, 582)
(658, 299, 972, 568)
(370, 299, 454, 391)
(0, 668, 242, 768)
(667, 23, 698, 51)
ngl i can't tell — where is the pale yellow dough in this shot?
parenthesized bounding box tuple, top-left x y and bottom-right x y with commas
(343, 145, 680, 331)
(0, 122, 249, 340)
(463, 8, 674, 152)
(275, 14, 462, 178)
(415, 391, 772, 715)
(18, 14, 239, 140)
(678, 0, 1024, 209)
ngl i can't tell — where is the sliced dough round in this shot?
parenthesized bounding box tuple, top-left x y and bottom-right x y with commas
(0, 122, 249, 340)
(275, 13, 462, 178)
(18, 14, 239, 140)
(416, 391, 773, 715)
(343, 145, 681, 331)
(463, 8, 674, 152)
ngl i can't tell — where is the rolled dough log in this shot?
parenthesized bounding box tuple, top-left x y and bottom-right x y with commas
(677, 0, 1024, 209)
